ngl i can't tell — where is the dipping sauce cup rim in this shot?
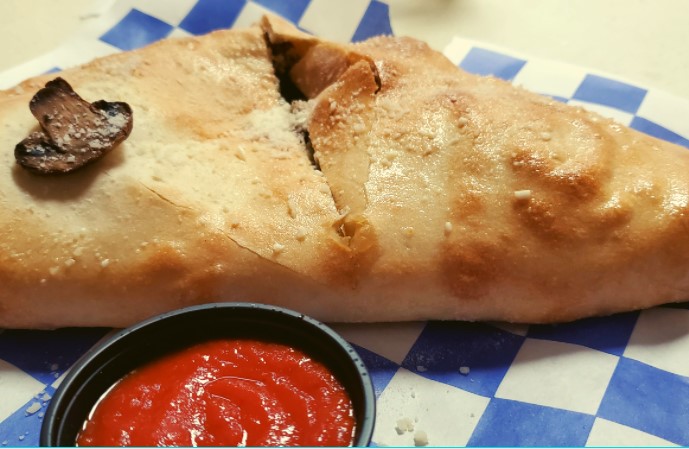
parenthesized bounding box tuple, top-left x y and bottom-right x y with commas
(40, 302, 376, 447)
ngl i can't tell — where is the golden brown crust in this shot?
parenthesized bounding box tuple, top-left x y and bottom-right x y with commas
(2, 17, 689, 328)
(0, 26, 354, 328)
(274, 22, 689, 323)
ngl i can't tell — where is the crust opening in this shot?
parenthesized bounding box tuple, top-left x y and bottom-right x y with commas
(261, 16, 381, 243)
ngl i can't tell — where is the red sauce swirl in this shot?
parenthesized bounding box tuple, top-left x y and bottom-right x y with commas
(76, 339, 356, 446)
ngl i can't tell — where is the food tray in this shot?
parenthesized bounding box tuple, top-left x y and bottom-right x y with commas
(1, 0, 689, 446)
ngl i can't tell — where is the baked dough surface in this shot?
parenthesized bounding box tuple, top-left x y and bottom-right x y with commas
(2, 17, 689, 328)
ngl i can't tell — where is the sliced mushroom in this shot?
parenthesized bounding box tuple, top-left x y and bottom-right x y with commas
(15, 77, 133, 174)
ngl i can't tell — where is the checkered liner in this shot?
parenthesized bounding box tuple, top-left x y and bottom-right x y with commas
(1, 1, 689, 446)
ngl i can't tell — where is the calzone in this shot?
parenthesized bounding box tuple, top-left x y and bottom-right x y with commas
(1, 16, 688, 328)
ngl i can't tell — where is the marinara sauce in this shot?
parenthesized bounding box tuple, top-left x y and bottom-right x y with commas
(76, 339, 356, 446)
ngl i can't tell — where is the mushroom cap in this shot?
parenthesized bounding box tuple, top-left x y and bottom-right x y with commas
(15, 77, 133, 175)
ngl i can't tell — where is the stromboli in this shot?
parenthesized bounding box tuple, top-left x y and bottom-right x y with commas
(1, 15, 688, 328)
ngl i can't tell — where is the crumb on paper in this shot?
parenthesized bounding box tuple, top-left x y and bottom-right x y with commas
(459, 366, 470, 375)
(41, 392, 52, 401)
(413, 430, 429, 447)
(25, 402, 41, 416)
(416, 365, 427, 372)
(395, 417, 415, 435)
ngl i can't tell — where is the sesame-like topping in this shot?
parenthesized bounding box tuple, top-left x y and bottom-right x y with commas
(514, 189, 532, 200)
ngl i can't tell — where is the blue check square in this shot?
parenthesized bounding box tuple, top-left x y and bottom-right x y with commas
(630, 116, 689, 150)
(0, 401, 44, 447)
(598, 357, 689, 445)
(100, 9, 173, 51)
(179, 0, 246, 35)
(352, 0, 393, 42)
(0, 328, 109, 384)
(401, 322, 524, 397)
(253, 0, 310, 23)
(350, 343, 399, 399)
(468, 398, 595, 446)
(460, 47, 527, 81)
(572, 74, 647, 114)
(528, 311, 639, 356)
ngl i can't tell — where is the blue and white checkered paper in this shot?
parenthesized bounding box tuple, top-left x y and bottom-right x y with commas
(2, 1, 689, 446)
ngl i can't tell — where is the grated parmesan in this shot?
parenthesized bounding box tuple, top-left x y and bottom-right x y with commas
(295, 228, 307, 242)
(25, 402, 41, 416)
(514, 189, 532, 200)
